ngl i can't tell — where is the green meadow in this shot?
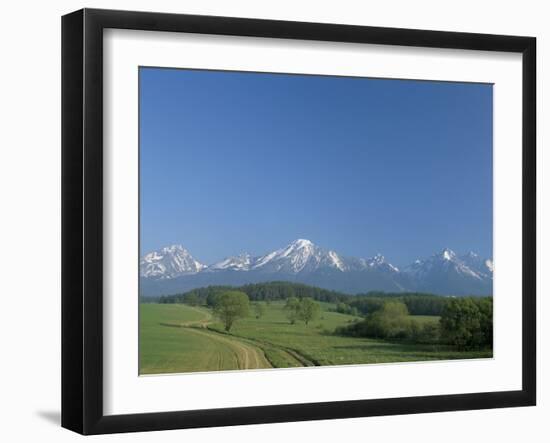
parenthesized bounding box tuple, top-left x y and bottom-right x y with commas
(139, 301, 491, 375)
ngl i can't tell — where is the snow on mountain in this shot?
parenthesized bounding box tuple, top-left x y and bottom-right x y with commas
(209, 253, 252, 271)
(404, 248, 488, 280)
(459, 251, 494, 278)
(365, 254, 400, 273)
(139, 244, 206, 279)
(403, 248, 493, 295)
(139, 240, 492, 296)
(251, 239, 348, 273)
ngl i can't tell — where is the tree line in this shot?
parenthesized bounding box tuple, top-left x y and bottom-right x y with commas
(157, 282, 460, 316)
(343, 294, 448, 316)
(158, 281, 349, 305)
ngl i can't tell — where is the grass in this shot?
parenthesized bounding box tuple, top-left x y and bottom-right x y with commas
(139, 302, 492, 375)
(139, 303, 270, 374)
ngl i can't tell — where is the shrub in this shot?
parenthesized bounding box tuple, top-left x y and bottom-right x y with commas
(336, 301, 410, 339)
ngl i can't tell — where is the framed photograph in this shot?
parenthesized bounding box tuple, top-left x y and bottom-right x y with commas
(62, 8, 536, 435)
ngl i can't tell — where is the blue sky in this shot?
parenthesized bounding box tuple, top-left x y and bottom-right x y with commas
(140, 67, 493, 266)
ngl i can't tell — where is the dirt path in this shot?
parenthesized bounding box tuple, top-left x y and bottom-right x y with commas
(183, 327, 271, 370)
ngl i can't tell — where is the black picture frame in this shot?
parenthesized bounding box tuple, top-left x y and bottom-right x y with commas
(62, 8, 536, 435)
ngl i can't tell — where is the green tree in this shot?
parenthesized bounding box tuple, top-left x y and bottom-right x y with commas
(407, 320, 440, 344)
(206, 291, 220, 307)
(369, 301, 409, 338)
(440, 297, 492, 350)
(185, 293, 200, 306)
(284, 297, 301, 324)
(253, 302, 266, 319)
(336, 301, 410, 339)
(213, 291, 250, 332)
(298, 297, 321, 326)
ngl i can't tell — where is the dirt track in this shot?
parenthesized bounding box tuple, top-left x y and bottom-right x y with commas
(183, 327, 272, 370)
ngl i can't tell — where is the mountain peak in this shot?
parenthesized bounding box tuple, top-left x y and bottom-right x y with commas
(210, 253, 252, 271)
(251, 238, 346, 273)
(290, 238, 314, 248)
(161, 244, 187, 254)
(140, 244, 205, 279)
(372, 253, 385, 263)
(440, 248, 456, 261)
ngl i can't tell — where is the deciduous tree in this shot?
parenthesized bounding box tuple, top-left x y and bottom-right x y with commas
(213, 291, 250, 332)
(284, 297, 300, 324)
(298, 297, 320, 326)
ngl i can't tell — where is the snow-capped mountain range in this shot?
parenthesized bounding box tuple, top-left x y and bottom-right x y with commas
(140, 245, 206, 279)
(140, 239, 493, 297)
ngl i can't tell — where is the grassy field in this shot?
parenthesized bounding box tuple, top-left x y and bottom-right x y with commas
(139, 302, 491, 375)
(139, 303, 272, 374)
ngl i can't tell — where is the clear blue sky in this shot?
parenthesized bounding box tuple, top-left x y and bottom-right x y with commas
(140, 67, 493, 266)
